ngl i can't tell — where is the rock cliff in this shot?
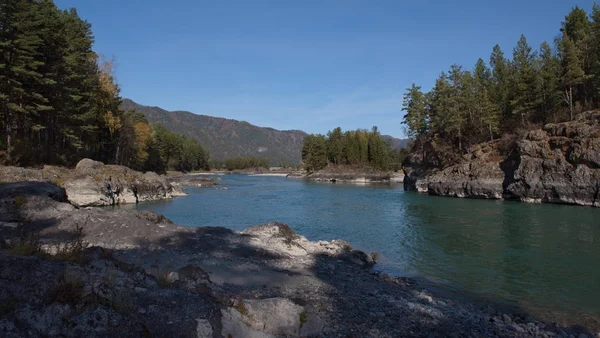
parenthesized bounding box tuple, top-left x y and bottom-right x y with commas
(403, 112, 600, 207)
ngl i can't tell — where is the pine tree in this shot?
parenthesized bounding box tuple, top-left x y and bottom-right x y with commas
(490, 44, 510, 119)
(0, 0, 50, 163)
(559, 33, 589, 120)
(447, 64, 467, 150)
(401, 83, 428, 138)
(589, 3, 600, 103)
(510, 35, 539, 125)
(561, 6, 593, 107)
(473, 59, 499, 141)
(537, 41, 560, 122)
(326, 127, 344, 165)
(301, 134, 327, 171)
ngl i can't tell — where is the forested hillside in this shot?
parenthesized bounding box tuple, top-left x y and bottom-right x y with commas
(402, 5, 600, 159)
(122, 99, 307, 165)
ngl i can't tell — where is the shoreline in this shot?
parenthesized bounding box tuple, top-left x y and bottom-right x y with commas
(0, 181, 597, 336)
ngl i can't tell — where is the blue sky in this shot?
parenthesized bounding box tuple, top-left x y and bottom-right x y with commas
(55, 0, 594, 138)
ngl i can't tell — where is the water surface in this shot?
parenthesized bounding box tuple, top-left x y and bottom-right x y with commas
(130, 174, 600, 326)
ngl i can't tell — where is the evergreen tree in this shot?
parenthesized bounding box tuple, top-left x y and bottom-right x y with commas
(561, 6, 593, 107)
(510, 35, 539, 125)
(326, 127, 344, 165)
(559, 33, 588, 120)
(401, 83, 428, 137)
(473, 59, 499, 140)
(489, 44, 511, 119)
(589, 3, 600, 103)
(0, 0, 50, 163)
(537, 41, 561, 122)
(301, 134, 327, 172)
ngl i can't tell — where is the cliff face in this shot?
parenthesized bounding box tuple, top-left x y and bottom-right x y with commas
(403, 112, 600, 207)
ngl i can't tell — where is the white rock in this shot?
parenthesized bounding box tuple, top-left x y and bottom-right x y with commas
(195, 319, 213, 338)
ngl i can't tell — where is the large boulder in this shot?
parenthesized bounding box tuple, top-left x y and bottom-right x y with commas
(64, 159, 181, 207)
(221, 298, 325, 338)
(0, 159, 184, 207)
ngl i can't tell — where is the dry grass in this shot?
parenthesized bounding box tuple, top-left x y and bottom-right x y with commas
(13, 195, 27, 207)
(8, 230, 42, 256)
(299, 311, 308, 327)
(52, 225, 89, 264)
(234, 299, 249, 316)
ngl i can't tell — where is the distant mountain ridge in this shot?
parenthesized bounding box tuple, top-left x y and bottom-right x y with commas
(121, 99, 408, 164)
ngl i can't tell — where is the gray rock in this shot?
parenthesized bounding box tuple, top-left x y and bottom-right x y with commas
(221, 298, 324, 337)
(1, 158, 184, 207)
(403, 111, 600, 207)
(195, 319, 213, 338)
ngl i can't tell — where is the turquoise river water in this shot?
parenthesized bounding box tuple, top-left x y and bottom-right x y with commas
(129, 174, 600, 326)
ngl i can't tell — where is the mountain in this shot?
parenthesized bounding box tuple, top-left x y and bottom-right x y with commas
(122, 99, 307, 164)
(121, 99, 409, 164)
(381, 135, 411, 150)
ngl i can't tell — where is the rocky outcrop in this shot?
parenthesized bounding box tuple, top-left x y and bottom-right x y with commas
(1, 181, 597, 337)
(502, 115, 600, 206)
(304, 167, 399, 184)
(404, 112, 600, 207)
(64, 159, 186, 207)
(404, 142, 505, 199)
(0, 159, 187, 207)
(167, 173, 219, 189)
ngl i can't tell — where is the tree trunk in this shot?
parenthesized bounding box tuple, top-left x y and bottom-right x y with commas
(569, 87, 574, 120)
(458, 126, 462, 152)
(564, 87, 574, 121)
(489, 123, 494, 142)
(5, 112, 11, 163)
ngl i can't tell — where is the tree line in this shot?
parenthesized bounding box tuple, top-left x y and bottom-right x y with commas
(211, 156, 270, 171)
(301, 127, 406, 172)
(0, 0, 210, 173)
(402, 5, 600, 154)
(118, 111, 210, 173)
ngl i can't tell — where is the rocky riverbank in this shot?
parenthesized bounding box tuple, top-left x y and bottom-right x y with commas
(0, 159, 218, 207)
(301, 167, 404, 184)
(0, 181, 597, 337)
(404, 111, 600, 207)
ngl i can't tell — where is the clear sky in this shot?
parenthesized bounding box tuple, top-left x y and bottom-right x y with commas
(55, 0, 594, 138)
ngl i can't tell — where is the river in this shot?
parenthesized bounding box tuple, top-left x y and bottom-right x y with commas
(129, 174, 600, 327)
